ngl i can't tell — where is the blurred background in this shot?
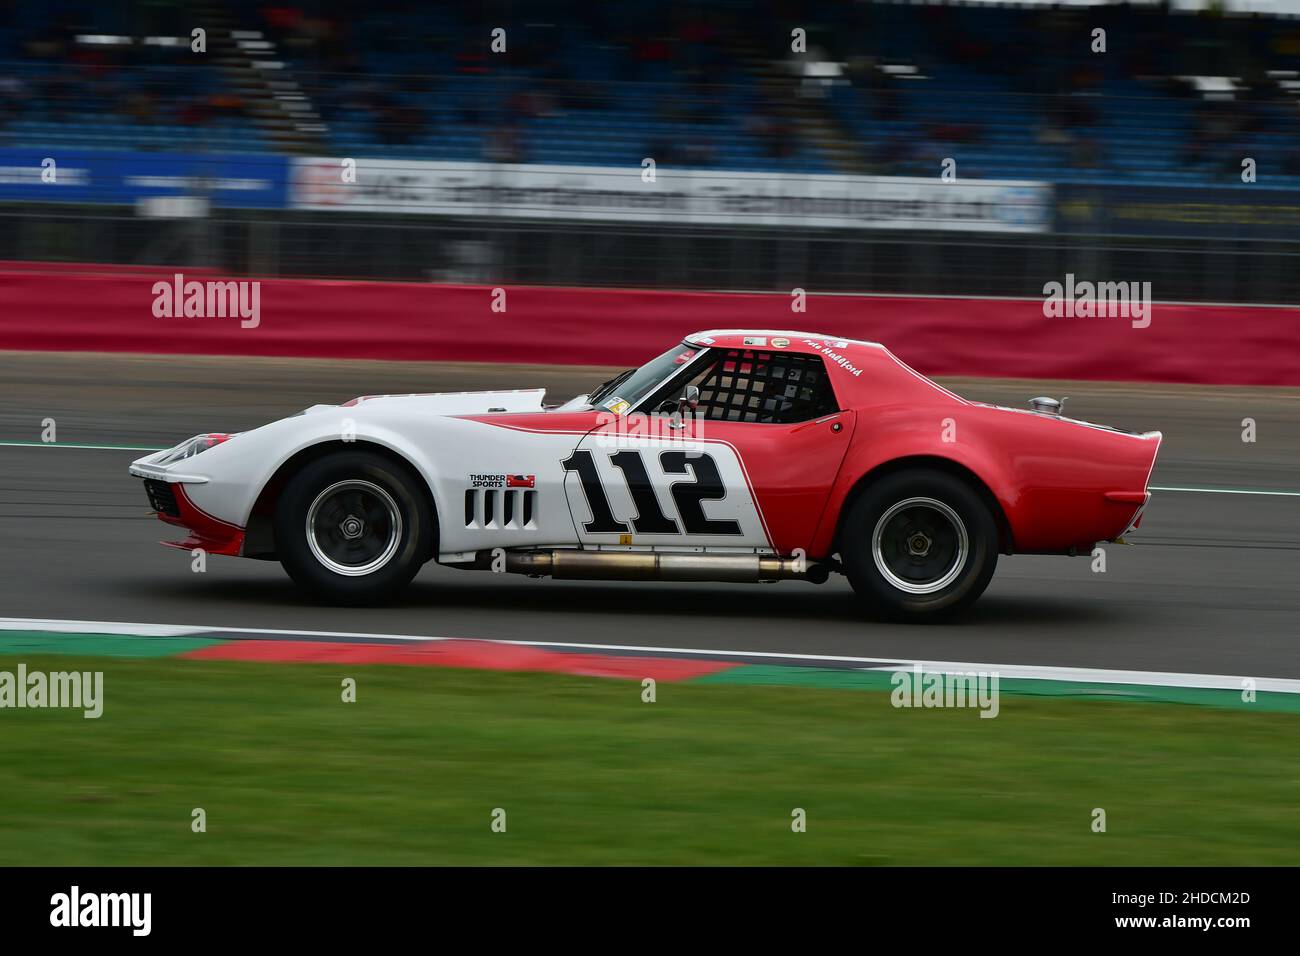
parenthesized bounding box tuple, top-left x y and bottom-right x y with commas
(2, 0, 1300, 300)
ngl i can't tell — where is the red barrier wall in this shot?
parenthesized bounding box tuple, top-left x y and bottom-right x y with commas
(1, 266, 1297, 385)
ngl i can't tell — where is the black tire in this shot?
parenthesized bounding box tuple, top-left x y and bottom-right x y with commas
(841, 469, 998, 621)
(273, 450, 434, 605)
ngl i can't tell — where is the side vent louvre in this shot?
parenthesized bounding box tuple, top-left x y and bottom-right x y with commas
(463, 488, 539, 530)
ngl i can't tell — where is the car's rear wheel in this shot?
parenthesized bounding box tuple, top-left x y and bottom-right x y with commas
(841, 469, 998, 620)
(274, 450, 433, 605)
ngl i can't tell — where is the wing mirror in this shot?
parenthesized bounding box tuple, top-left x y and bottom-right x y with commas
(669, 385, 699, 429)
(680, 385, 700, 414)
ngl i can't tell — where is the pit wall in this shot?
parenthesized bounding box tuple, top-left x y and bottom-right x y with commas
(1, 264, 1295, 385)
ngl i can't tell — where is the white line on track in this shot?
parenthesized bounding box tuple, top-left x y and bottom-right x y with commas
(2, 617, 1298, 693)
(3, 442, 1299, 497)
(0, 618, 206, 637)
(1150, 485, 1300, 497)
(0, 441, 162, 451)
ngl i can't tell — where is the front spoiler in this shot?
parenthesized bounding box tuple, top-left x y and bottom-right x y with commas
(148, 480, 244, 557)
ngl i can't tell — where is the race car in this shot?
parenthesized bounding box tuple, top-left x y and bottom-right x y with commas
(129, 331, 1162, 619)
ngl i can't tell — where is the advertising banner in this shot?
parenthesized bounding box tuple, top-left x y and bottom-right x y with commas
(291, 158, 1051, 233)
(0, 149, 290, 209)
(1057, 182, 1300, 240)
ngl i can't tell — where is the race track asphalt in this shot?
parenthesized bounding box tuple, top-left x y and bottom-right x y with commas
(1, 351, 1297, 678)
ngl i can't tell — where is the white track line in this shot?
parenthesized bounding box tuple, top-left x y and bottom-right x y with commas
(0, 441, 161, 451)
(2, 617, 1297, 693)
(860, 662, 1300, 693)
(1150, 485, 1300, 497)
(0, 618, 207, 637)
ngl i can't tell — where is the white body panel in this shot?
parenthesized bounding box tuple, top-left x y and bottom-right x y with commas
(128, 385, 777, 561)
(130, 390, 587, 554)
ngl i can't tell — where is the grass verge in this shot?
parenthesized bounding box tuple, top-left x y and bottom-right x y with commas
(1, 654, 1296, 865)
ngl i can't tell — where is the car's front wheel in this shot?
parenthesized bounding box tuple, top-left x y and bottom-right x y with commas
(841, 469, 998, 620)
(274, 450, 433, 605)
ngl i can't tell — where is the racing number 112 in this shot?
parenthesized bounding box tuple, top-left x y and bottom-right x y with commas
(561, 449, 742, 536)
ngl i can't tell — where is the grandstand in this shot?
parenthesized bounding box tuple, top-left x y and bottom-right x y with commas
(3, 1, 1300, 184)
(2, 0, 1299, 302)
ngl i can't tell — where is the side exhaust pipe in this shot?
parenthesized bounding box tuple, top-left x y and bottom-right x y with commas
(471, 550, 830, 584)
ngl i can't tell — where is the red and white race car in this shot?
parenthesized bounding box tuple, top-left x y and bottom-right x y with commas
(129, 331, 1161, 619)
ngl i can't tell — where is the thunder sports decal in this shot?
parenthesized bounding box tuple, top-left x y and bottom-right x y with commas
(471, 473, 536, 488)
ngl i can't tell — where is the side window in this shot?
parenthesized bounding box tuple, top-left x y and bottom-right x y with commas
(693, 349, 838, 424)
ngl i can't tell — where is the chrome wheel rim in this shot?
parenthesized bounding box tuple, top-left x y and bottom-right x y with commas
(306, 479, 402, 576)
(871, 497, 968, 595)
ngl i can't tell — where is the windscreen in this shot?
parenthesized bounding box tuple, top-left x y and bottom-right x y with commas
(591, 344, 700, 413)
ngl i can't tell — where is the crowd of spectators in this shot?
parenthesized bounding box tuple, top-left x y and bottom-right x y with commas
(4, 1, 1300, 182)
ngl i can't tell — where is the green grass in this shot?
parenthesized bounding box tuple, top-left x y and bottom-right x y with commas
(1, 654, 1297, 865)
